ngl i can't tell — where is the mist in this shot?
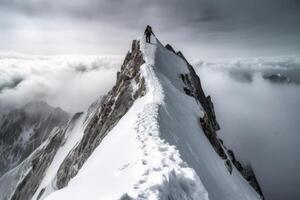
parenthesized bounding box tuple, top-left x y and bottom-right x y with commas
(0, 53, 122, 114)
(195, 56, 300, 200)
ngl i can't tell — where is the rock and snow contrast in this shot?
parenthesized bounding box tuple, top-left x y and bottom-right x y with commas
(0, 101, 69, 176)
(195, 57, 300, 200)
(0, 35, 263, 200)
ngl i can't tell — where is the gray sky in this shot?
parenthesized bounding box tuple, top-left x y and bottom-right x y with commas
(1, 0, 300, 59)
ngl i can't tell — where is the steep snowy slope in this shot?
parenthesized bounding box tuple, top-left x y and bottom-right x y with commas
(194, 58, 300, 200)
(0, 101, 69, 176)
(40, 37, 262, 200)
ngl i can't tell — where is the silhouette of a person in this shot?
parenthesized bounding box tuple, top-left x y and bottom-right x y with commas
(144, 25, 154, 43)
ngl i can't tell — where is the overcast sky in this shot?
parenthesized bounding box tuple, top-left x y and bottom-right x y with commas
(1, 0, 300, 59)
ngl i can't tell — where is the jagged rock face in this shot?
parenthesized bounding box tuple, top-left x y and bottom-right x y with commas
(9, 128, 65, 200)
(1, 39, 263, 200)
(176, 50, 229, 161)
(227, 149, 264, 197)
(167, 47, 225, 160)
(176, 51, 220, 131)
(166, 45, 263, 198)
(0, 112, 83, 200)
(242, 166, 264, 197)
(169, 47, 227, 160)
(55, 40, 146, 189)
(0, 101, 69, 176)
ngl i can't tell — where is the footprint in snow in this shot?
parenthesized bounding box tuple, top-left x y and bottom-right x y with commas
(142, 160, 147, 165)
(119, 163, 130, 171)
(158, 146, 168, 152)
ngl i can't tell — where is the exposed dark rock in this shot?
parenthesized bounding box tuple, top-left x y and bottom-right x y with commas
(0, 101, 69, 176)
(37, 188, 45, 200)
(180, 73, 195, 97)
(199, 116, 227, 160)
(10, 127, 66, 200)
(228, 149, 244, 171)
(218, 138, 224, 145)
(4, 39, 264, 200)
(120, 193, 134, 200)
(0, 112, 83, 200)
(227, 150, 264, 198)
(165, 44, 176, 54)
(177, 51, 220, 131)
(225, 159, 233, 174)
(263, 73, 291, 84)
(177, 49, 263, 198)
(177, 51, 225, 160)
(183, 87, 193, 96)
(55, 40, 146, 189)
(242, 166, 264, 199)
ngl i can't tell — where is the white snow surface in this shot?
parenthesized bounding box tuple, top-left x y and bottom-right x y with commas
(43, 37, 261, 200)
(32, 113, 87, 200)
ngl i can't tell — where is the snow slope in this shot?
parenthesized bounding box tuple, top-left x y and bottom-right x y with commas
(150, 41, 260, 200)
(195, 59, 300, 200)
(31, 112, 86, 200)
(44, 36, 260, 200)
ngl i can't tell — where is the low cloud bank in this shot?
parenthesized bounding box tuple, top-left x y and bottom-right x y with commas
(195, 56, 300, 200)
(0, 53, 123, 113)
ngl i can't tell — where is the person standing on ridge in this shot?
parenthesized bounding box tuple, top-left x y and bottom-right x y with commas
(144, 25, 154, 43)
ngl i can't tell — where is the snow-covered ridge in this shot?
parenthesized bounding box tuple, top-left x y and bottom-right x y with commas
(38, 35, 208, 200)
(42, 36, 261, 200)
(0, 101, 69, 176)
(1, 34, 262, 200)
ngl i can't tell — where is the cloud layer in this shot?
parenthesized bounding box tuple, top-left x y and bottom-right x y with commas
(195, 56, 300, 200)
(0, 53, 122, 113)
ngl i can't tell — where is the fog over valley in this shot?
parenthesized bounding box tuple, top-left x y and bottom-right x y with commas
(1, 53, 299, 199)
(0, 54, 122, 114)
(195, 57, 300, 200)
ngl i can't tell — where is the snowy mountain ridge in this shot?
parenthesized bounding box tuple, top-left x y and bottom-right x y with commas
(0, 35, 262, 200)
(0, 101, 69, 177)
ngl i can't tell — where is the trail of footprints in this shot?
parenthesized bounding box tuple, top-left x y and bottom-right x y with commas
(132, 103, 187, 198)
(120, 41, 209, 200)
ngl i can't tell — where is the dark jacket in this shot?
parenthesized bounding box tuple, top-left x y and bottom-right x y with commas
(144, 26, 153, 36)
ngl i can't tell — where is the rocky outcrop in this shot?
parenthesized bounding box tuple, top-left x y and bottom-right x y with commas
(172, 50, 226, 161)
(227, 150, 264, 198)
(176, 51, 228, 161)
(166, 46, 264, 198)
(165, 44, 176, 54)
(263, 73, 291, 84)
(1, 40, 146, 200)
(2, 39, 264, 200)
(10, 128, 65, 200)
(0, 101, 69, 176)
(55, 40, 146, 189)
(174, 50, 220, 131)
(242, 166, 264, 198)
(174, 49, 227, 160)
(0, 112, 83, 200)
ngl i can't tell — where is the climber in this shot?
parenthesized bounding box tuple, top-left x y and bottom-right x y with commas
(144, 25, 154, 43)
